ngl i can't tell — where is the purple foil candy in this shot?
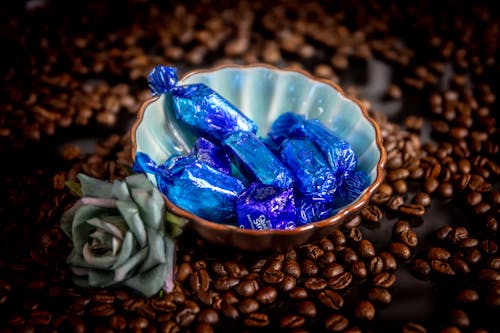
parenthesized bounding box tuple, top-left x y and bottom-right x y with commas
(334, 170, 370, 208)
(148, 65, 257, 141)
(237, 183, 296, 230)
(265, 112, 303, 151)
(192, 137, 231, 174)
(280, 138, 337, 201)
(165, 158, 245, 223)
(297, 198, 335, 225)
(223, 131, 293, 189)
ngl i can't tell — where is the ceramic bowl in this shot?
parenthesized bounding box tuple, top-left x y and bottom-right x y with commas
(131, 64, 386, 252)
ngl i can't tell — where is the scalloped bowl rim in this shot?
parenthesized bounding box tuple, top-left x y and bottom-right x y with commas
(131, 63, 386, 238)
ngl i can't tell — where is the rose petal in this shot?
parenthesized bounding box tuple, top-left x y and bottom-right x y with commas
(78, 173, 113, 198)
(60, 199, 85, 238)
(86, 217, 126, 240)
(111, 231, 135, 272)
(88, 269, 115, 287)
(116, 201, 147, 247)
(113, 247, 147, 282)
(125, 174, 156, 191)
(130, 188, 165, 230)
(137, 228, 166, 272)
(82, 243, 116, 268)
(72, 206, 111, 252)
(124, 263, 169, 297)
(112, 179, 131, 201)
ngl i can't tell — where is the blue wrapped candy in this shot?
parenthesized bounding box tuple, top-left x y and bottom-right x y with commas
(280, 138, 338, 201)
(297, 198, 335, 225)
(223, 131, 293, 189)
(267, 112, 357, 176)
(237, 182, 296, 230)
(334, 170, 370, 208)
(191, 137, 231, 174)
(148, 65, 257, 141)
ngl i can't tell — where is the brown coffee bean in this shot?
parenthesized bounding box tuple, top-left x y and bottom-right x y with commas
(456, 289, 479, 303)
(358, 240, 375, 258)
(424, 178, 440, 194)
(280, 275, 297, 292)
(109, 315, 127, 330)
(301, 259, 318, 276)
(338, 247, 358, 265)
(354, 300, 375, 320)
(214, 277, 239, 291)
(90, 304, 115, 317)
(464, 248, 482, 264)
(190, 269, 210, 292)
(235, 279, 258, 297)
(301, 244, 325, 260)
(368, 287, 392, 304)
(431, 260, 455, 275)
(477, 268, 500, 281)
(466, 191, 482, 206)
(393, 220, 410, 235)
(28, 310, 51, 325)
(350, 261, 368, 279)
(319, 237, 335, 251)
(319, 290, 343, 310)
(486, 257, 500, 270)
(361, 204, 382, 223)
(412, 192, 431, 207)
(305, 277, 327, 291)
(324, 313, 349, 331)
(449, 257, 470, 274)
(323, 262, 344, 278)
(400, 203, 426, 217)
(344, 216, 362, 229)
(176, 308, 196, 327)
(243, 313, 269, 327)
(447, 227, 469, 243)
(348, 227, 363, 242)
(400, 230, 418, 248)
(328, 272, 353, 290)
(280, 314, 305, 329)
(289, 287, 308, 300)
(197, 308, 219, 325)
(319, 251, 336, 265)
(128, 317, 148, 331)
(195, 323, 213, 333)
(284, 259, 301, 278)
(436, 226, 453, 241)
(369, 257, 384, 274)
(330, 230, 346, 246)
(298, 300, 316, 318)
(221, 301, 239, 319)
(92, 292, 115, 304)
(390, 242, 411, 259)
(411, 259, 431, 278)
(402, 322, 427, 333)
(255, 286, 277, 304)
(380, 252, 397, 270)
(373, 272, 396, 288)
(449, 309, 469, 328)
(428, 247, 451, 260)
(160, 321, 181, 333)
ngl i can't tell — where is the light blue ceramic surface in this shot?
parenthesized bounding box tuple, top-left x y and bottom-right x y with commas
(132, 64, 386, 251)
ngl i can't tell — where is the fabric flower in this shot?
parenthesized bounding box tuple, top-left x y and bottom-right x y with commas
(61, 173, 176, 297)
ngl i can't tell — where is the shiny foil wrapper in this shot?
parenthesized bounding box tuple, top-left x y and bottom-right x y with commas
(237, 182, 296, 230)
(334, 170, 370, 208)
(297, 198, 335, 225)
(148, 65, 257, 141)
(280, 138, 338, 201)
(223, 131, 293, 189)
(191, 137, 231, 175)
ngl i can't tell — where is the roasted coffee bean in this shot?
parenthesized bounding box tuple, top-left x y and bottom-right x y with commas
(319, 251, 336, 265)
(350, 261, 368, 279)
(458, 237, 478, 248)
(224, 261, 242, 278)
(368, 287, 392, 304)
(109, 315, 127, 330)
(197, 308, 219, 325)
(195, 323, 213, 333)
(424, 178, 439, 194)
(330, 230, 346, 246)
(449, 257, 470, 274)
(289, 287, 308, 300)
(319, 289, 344, 310)
(402, 322, 427, 333)
(328, 272, 353, 290)
(243, 313, 269, 327)
(128, 317, 148, 331)
(305, 277, 327, 291)
(373, 272, 396, 288)
(90, 304, 115, 317)
(319, 237, 335, 251)
(369, 257, 384, 274)
(447, 227, 469, 243)
(477, 268, 500, 281)
(323, 262, 344, 278)
(280, 275, 297, 292)
(412, 192, 431, 207)
(298, 301, 316, 318)
(449, 309, 469, 328)
(387, 195, 405, 211)
(235, 279, 258, 297)
(221, 301, 239, 319)
(176, 308, 196, 327)
(436, 226, 453, 241)
(361, 204, 383, 223)
(466, 192, 482, 206)
(338, 247, 358, 265)
(486, 256, 500, 270)
(28, 310, 51, 325)
(301, 244, 324, 260)
(390, 242, 411, 259)
(255, 286, 277, 304)
(214, 277, 239, 291)
(301, 259, 319, 276)
(357, 240, 375, 258)
(400, 230, 418, 247)
(280, 314, 306, 329)
(427, 247, 451, 261)
(380, 252, 397, 270)
(464, 248, 482, 264)
(284, 259, 301, 278)
(348, 227, 363, 242)
(344, 216, 362, 229)
(411, 259, 431, 278)
(190, 269, 210, 292)
(354, 300, 375, 320)
(400, 204, 426, 217)
(431, 260, 455, 275)
(324, 313, 349, 331)
(393, 220, 410, 235)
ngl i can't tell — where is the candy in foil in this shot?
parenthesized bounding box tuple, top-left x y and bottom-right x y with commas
(223, 131, 293, 189)
(191, 137, 231, 174)
(267, 112, 357, 176)
(165, 158, 245, 223)
(334, 170, 370, 208)
(148, 65, 257, 141)
(280, 138, 337, 201)
(237, 182, 296, 230)
(297, 198, 335, 225)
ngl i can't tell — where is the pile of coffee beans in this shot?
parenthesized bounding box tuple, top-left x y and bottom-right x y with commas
(0, 0, 498, 332)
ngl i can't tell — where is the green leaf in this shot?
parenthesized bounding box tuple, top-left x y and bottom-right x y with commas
(65, 180, 83, 197)
(119, 163, 133, 176)
(158, 289, 164, 298)
(165, 211, 189, 238)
